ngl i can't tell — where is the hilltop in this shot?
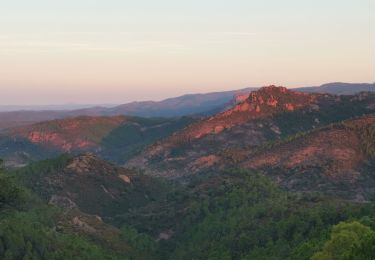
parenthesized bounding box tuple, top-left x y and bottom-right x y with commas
(16, 154, 171, 218)
(127, 86, 375, 178)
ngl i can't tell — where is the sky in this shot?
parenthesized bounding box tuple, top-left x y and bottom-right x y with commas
(0, 0, 374, 105)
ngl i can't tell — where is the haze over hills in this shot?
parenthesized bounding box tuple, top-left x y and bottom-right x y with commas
(0, 82, 374, 131)
(0, 104, 116, 112)
(297, 82, 375, 95)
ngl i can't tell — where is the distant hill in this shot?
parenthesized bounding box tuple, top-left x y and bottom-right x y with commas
(0, 88, 255, 130)
(296, 82, 375, 95)
(0, 104, 114, 112)
(102, 87, 257, 117)
(0, 116, 194, 166)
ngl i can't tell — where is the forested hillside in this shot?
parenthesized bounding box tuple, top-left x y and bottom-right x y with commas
(2, 158, 375, 259)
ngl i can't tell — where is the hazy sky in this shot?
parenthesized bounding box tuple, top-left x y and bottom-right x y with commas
(1, 0, 374, 105)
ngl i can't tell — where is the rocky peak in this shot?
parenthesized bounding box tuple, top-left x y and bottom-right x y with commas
(65, 153, 99, 174)
(140, 86, 321, 155)
(64, 153, 133, 184)
(220, 86, 318, 118)
(13, 115, 127, 152)
(233, 93, 250, 104)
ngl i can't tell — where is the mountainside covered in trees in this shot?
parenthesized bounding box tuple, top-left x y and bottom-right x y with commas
(2, 156, 375, 259)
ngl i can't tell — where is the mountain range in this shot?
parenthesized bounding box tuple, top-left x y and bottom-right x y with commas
(1, 82, 375, 259)
(1, 82, 374, 131)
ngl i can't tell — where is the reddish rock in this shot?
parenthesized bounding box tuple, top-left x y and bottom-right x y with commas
(14, 116, 127, 152)
(143, 86, 321, 160)
(119, 174, 131, 184)
(285, 103, 295, 111)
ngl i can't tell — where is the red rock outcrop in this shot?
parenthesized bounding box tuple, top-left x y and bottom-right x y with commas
(14, 116, 127, 152)
(150, 86, 320, 150)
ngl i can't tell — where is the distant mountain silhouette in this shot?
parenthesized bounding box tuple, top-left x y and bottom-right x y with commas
(296, 82, 375, 95)
(0, 82, 374, 130)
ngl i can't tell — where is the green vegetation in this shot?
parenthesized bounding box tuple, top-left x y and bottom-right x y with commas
(103, 169, 375, 259)
(0, 159, 127, 259)
(0, 209, 119, 260)
(273, 95, 375, 138)
(356, 122, 375, 158)
(160, 171, 375, 259)
(0, 136, 59, 166)
(2, 155, 375, 259)
(100, 116, 195, 163)
(312, 221, 375, 259)
(3, 120, 375, 259)
(15, 155, 174, 219)
(0, 159, 24, 209)
(22, 116, 126, 144)
(236, 114, 375, 162)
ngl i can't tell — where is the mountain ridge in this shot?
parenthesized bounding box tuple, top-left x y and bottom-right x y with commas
(1, 82, 374, 130)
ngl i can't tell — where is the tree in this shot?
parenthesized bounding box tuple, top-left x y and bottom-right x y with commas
(311, 221, 374, 260)
(0, 159, 4, 172)
(0, 173, 24, 208)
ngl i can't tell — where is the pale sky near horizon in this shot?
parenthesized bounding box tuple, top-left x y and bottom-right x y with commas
(0, 0, 374, 105)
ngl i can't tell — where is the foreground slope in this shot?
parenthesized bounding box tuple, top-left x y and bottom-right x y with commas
(0, 159, 155, 259)
(6, 151, 375, 259)
(16, 154, 171, 219)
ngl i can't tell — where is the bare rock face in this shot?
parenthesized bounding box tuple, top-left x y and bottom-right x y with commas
(119, 174, 131, 183)
(49, 195, 77, 210)
(234, 93, 250, 103)
(189, 155, 219, 172)
(65, 153, 98, 174)
(158, 229, 174, 241)
(13, 116, 127, 152)
(72, 216, 97, 234)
